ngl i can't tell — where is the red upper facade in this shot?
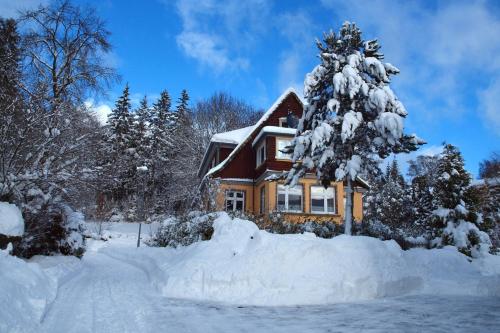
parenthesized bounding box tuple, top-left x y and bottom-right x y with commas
(198, 89, 303, 181)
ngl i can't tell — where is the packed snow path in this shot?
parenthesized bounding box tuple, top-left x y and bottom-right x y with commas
(36, 249, 500, 332)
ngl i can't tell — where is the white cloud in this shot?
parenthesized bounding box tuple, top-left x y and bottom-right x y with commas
(276, 11, 316, 96)
(176, 31, 248, 72)
(85, 100, 112, 125)
(478, 79, 500, 136)
(173, 0, 270, 73)
(0, 0, 47, 18)
(319, 0, 500, 134)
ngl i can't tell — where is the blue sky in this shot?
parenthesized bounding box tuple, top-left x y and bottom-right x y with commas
(2, 0, 499, 177)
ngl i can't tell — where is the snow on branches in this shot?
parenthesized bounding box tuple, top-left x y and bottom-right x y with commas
(286, 22, 424, 234)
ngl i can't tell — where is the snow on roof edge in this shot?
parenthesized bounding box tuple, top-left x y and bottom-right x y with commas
(204, 88, 302, 178)
(252, 126, 297, 147)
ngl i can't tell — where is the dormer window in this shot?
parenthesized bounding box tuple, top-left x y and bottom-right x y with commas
(278, 117, 288, 128)
(256, 141, 266, 167)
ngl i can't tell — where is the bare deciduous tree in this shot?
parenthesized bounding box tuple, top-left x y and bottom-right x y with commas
(20, 0, 117, 112)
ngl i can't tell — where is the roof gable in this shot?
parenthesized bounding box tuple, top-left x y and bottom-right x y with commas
(202, 88, 303, 179)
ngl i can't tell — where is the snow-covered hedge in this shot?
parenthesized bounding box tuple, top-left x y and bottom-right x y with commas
(153, 213, 500, 305)
(148, 211, 217, 248)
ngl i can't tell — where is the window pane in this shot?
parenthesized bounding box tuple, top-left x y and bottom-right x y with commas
(311, 198, 324, 212)
(288, 194, 302, 211)
(327, 198, 335, 212)
(236, 200, 243, 211)
(277, 193, 286, 211)
(311, 187, 335, 213)
(226, 200, 234, 211)
(236, 192, 243, 198)
(277, 139, 292, 159)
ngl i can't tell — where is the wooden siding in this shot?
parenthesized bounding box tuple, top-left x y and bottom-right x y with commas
(215, 93, 303, 179)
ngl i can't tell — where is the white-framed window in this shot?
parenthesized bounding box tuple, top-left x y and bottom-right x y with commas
(276, 138, 292, 160)
(310, 186, 336, 214)
(256, 141, 266, 167)
(277, 184, 303, 212)
(279, 117, 288, 128)
(225, 190, 245, 212)
(260, 186, 266, 214)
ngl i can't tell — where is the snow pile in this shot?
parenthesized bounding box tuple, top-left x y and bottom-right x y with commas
(0, 202, 24, 236)
(0, 249, 56, 331)
(158, 213, 500, 306)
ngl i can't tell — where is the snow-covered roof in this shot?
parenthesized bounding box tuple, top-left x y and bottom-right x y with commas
(211, 125, 255, 145)
(252, 126, 297, 147)
(204, 87, 302, 178)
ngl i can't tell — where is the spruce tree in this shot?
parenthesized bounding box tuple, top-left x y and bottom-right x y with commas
(431, 144, 491, 256)
(285, 22, 424, 234)
(408, 155, 440, 239)
(105, 84, 136, 197)
(108, 84, 133, 151)
(133, 95, 152, 167)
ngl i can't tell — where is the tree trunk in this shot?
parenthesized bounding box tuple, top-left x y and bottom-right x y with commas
(344, 177, 353, 235)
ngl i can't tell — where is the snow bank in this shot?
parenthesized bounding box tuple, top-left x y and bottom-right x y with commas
(0, 249, 56, 332)
(0, 202, 24, 236)
(157, 213, 500, 306)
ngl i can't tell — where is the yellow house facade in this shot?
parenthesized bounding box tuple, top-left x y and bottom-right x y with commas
(198, 88, 368, 225)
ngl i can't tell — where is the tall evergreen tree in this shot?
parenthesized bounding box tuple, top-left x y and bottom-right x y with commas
(133, 95, 152, 166)
(431, 144, 491, 256)
(105, 84, 137, 197)
(108, 84, 133, 150)
(285, 22, 424, 234)
(408, 155, 440, 238)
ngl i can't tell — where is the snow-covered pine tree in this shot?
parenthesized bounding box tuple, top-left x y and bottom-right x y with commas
(133, 95, 152, 168)
(149, 90, 177, 211)
(379, 160, 412, 230)
(106, 84, 137, 197)
(363, 160, 412, 240)
(431, 144, 492, 256)
(408, 155, 440, 239)
(285, 22, 424, 234)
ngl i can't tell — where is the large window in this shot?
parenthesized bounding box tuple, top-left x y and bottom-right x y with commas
(276, 138, 292, 160)
(277, 184, 303, 212)
(310, 186, 336, 214)
(256, 142, 266, 167)
(225, 190, 245, 212)
(260, 186, 266, 214)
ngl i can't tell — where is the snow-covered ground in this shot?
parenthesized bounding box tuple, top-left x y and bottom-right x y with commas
(1, 213, 500, 332)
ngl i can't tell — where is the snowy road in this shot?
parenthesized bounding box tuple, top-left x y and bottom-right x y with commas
(36, 248, 500, 333)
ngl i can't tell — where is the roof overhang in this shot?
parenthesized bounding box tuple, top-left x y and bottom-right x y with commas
(252, 126, 297, 147)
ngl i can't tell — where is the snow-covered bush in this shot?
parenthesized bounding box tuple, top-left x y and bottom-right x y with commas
(0, 202, 24, 249)
(262, 212, 351, 238)
(148, 212, 217, 248)
(13, 204, 86, 258)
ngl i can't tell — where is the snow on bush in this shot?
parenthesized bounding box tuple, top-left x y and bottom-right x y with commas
(0, 202, 24, 237)
(148, 211, 217, 248)
(156, 213, 500, 306)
